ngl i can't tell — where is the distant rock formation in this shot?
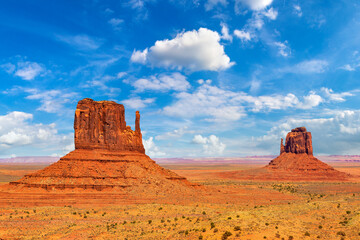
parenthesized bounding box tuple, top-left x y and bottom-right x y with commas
(222, 126, 349, 181)
(6, 98, 198, 195)
(280, 127, 313, 155)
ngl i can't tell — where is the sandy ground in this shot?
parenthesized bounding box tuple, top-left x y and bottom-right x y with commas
(0, 161, 359, 239)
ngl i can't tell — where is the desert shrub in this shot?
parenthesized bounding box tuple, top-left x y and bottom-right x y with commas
(236, 215, 240, 218)
(213, 228, 218, 233)
(185, 230, 189, 235)
(174, 217, 178, 221)
(199, 235, 203, 240)
(288, 236, 294, 240)
(318, 225, 322, 229)
(210, 222, 215, 229)
(265, 223, 269, 226)
(336, 231, 346, 236)
(227, 217, 232, 220)
(158, 207, 163, 210)
(346, 210, 351, 214)
(304, 232, 310, 236)
(148, 220, 152, 224)
(275, 233, 280, 238)
(222, 231, 232, 240)
(234, 226, 241, 231)
(202, 211, 206, 215)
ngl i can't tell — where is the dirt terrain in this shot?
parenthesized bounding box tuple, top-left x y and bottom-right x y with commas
(0, 161, 359, 239)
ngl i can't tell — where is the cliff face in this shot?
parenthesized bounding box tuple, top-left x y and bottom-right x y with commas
(7, 98, 197, 193)
(280, 127, 313, 155)
(74, 98, 145, 153)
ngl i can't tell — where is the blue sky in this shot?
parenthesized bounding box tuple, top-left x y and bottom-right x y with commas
(1, 0, 360, 158)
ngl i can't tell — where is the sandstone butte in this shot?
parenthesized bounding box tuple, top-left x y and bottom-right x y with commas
(1, 98, 202, 202)
(221, 127, 349, 181)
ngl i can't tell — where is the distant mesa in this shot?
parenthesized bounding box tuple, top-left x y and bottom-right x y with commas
(4, 98, 199, 196)
(221, 127, 349, 181)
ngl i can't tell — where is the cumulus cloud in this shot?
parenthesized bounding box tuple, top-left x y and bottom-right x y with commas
(235, 0, 273, 11)
(130, 49, 148, 64)
(1, 61, 46, 81)
(56, 34, 103, 51)
(130, 28, 234, 71)
(143, 137, 166, 157)
(129, 72, 190, 92)
(0, 111, 73, 156)
(234, 30, 251, 41)
(279, 59, 329, 74)
(256, 110, 360, 155)
(121, 97, 155, 109)
(321, 88, 353, 102)
(192, 134, 226, 155)
(162, 83, 354, 122)
(162, 84, 246, 122)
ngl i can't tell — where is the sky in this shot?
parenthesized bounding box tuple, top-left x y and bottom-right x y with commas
(0, 0, 360, 158)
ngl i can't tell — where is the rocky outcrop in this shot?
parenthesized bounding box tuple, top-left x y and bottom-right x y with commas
(7, 98, 198, 194)
(223, 126, 349, 181)
(74, 98, 145, 153)
(280, 127, 313, 155)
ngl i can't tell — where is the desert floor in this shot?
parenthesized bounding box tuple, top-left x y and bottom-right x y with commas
(0, 162, 359, 240)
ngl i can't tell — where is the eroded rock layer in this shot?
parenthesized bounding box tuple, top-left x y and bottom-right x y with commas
(6, 98, 198, 194)
(74, 98, 145, 153)
(221, 127, 349, 181)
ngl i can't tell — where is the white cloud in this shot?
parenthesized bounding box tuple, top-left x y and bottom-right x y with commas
(162, 83, 354, 122)
(131, 28, 234, 71)
(279, 59, 329, 74)
(297, 92, 323, 109)
(4, 87, 78, 114)
(234, 30, 251, 41)
(108, 18, 124, 30)
(143, 137, 166, 157)
(192, 134, 226, 155)
(220, 23, 233, 41)
(262, 7, 278, 20)
(256, 110, 360, 155)
(235, 0, 273, 11)
(0, 63, 16, 74)
(339, 64, 355, 71)
(130, 49, 148, 64)
(130, 72, 190, 92)
(273, 41, 291, 57)
(2, 61, 46, 81)
(56, 34, 103, 51)
(293, 5, 302, 17)
(321, 88, 353, 102)
(121, 97, 155, 109)
(156, 126, 194, 140)
(0, 111, 73, 155)
(162, 84, 246, 122)
(205, 0, 228, 11)
(24, 89, 77, 114)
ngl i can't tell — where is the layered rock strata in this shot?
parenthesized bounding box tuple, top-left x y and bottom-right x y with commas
(8, 98, 195, 192)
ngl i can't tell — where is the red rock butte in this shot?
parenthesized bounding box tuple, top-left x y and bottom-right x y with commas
(5, 98, 198, 196)
(222, 127, 349, 181)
